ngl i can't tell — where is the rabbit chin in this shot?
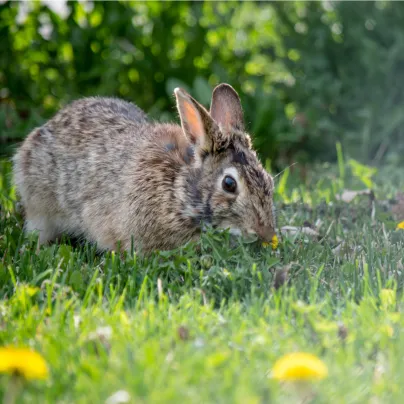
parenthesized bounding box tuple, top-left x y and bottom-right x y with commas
(229, 228, 242, 237)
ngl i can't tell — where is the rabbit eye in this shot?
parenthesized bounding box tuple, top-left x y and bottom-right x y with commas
(222, 175, 237, 193)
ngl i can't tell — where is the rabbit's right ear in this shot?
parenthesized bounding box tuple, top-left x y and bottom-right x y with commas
(174, 87, 217, 152)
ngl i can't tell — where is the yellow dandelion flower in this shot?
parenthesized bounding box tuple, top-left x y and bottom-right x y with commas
(0, 347, 49, 380)
(397, 221, 404, 230)
(262, 235, 279, 250)
(271, 235, 279, 250)
(271, 352, 328, 381)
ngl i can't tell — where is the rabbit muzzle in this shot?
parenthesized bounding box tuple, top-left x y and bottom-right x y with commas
(254, 224, 276, 243)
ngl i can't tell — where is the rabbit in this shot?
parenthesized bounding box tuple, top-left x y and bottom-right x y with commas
(12, 83, 276, 253)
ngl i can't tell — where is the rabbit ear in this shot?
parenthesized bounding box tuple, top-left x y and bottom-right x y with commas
(174, 87, 216, 151)
(210, 84, 244, 131)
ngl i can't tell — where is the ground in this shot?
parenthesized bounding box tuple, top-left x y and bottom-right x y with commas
(1, 158, 404, 403)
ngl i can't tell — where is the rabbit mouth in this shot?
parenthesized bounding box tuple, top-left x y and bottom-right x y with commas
(202, 224, 259, 243)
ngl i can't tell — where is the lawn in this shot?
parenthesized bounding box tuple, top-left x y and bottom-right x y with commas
(1, 157, 404, 403)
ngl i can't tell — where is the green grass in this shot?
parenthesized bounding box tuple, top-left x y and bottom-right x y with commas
(1, 158, 404, 403)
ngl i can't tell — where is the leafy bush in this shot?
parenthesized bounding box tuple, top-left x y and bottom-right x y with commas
(1, 1, 404, 167)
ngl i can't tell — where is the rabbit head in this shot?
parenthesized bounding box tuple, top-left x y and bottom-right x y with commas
(175, 84, 276, 243)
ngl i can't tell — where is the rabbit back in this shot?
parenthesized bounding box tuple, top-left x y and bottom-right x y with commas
(13, 97, 194, 250)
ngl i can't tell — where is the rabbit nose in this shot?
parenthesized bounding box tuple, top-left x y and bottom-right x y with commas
(255, 225, 275, 243)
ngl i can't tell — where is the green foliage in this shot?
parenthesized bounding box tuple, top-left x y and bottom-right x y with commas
(348, 159, 378, 189)
(1, 1, 404, 167)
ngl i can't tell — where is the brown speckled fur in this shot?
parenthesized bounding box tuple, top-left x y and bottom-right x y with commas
(13, 84, 276, 252)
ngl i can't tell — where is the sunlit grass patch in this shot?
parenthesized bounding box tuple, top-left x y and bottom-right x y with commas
(1, 159, 404, 402)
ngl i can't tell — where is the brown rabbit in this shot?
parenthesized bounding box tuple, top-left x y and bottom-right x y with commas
(13, 84, 276, 252)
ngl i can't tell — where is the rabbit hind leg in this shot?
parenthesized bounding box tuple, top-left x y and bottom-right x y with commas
(25, 216, 61, 245)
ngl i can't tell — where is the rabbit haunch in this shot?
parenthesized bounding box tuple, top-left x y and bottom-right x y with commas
(13, 84, 276, 252)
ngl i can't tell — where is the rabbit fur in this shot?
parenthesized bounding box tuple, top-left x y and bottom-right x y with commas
(13, 84, 276, 252)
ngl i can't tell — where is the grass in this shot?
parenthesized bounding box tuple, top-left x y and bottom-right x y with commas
(1, 157, 404, 403)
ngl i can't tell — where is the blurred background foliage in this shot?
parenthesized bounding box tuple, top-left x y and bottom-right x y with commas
(1, 0, 404, 169)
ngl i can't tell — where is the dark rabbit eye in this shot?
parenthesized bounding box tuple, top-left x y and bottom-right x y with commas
(222, 175, 237, 193)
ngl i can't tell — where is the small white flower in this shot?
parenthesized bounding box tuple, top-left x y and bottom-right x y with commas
(73, 315, 81, 329)
(194, 338, 205, 348)
(105, 390, 131, 404)
(89, 326, 112, 341)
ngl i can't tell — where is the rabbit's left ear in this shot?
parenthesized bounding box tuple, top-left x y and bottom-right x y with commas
(174, 87, 217, 152)
(210, 84, 244, 131)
